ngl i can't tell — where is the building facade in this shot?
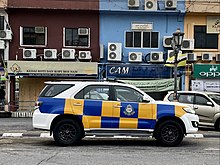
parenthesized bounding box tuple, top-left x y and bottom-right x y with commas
(184, 0, 220, 92)
(1, 0, 219, 111)
(99, 0, 186, 99)
(4, 0, 100, 110)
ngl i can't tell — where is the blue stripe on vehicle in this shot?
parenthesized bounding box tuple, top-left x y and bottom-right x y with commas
(101, 117, 119, 128)
(111, 117, 120, 128)
(138, 119, 156, 129)
(83, 100, 102, 116)
(38, 97, 65, 114)
(157, 104, 175, 119)
(120, 102, 138, 118)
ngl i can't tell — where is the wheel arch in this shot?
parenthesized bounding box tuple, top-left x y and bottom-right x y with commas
(50, 114, 84, 136)
(153, 116, 186, 137)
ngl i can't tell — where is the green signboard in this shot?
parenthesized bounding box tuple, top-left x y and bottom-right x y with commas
(194, 64, 220, 79)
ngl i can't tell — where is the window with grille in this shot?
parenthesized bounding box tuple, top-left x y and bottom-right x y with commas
(125, 31, 159, 48)
(194, 25, 218, 49)
(64, 28, 90, 47)
(21, 26, 47, 46)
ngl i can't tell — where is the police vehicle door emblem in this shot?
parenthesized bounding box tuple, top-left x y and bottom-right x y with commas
(123, 104, 135, 116)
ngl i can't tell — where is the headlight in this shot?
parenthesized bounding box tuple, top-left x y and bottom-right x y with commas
(183, 107, 195, 114)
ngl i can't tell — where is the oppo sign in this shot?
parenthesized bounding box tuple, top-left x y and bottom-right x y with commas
(199, 71, 220, 78)
(194, 64, 220, 79)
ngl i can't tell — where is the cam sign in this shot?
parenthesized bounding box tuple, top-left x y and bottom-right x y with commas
(193, 64, 220, 79)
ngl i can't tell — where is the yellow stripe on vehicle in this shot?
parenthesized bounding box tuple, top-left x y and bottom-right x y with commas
(119, 118, 138, 129)
(175, 106, 186, 118)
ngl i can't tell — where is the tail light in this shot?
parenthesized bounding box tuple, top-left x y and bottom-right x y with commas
(35, 101, 42, 107)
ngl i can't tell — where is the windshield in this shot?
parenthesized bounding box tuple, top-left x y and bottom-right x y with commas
(208, 94, 220, 105)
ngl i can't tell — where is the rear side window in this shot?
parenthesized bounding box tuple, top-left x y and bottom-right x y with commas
(39, 84, 73, 97)
(75, 85, 110, 100)
(178, 94, 194, 104)
(167, 93, 180, 101)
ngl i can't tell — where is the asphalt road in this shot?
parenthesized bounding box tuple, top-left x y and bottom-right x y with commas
(0, 118, 219, 165)
(0, 136, 219, 165)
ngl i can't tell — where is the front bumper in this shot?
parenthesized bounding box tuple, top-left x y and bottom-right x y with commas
(181, 113, 199, 134)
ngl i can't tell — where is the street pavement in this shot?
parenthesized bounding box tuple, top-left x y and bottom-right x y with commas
(0, 117, 219, 139)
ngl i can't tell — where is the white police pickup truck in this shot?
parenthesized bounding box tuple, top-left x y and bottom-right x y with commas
(33, 81, 199, 146)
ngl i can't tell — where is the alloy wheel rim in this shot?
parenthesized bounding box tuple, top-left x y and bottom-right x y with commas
(58, 124, 76, 142)
(161, 125, 179, 143)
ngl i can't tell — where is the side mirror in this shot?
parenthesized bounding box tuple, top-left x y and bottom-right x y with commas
(207, 102, 213, 106)
(143, 96, 151, 103)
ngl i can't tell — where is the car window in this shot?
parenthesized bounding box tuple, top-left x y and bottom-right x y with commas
(75, 85, 109, 101)
(178, 94, 194, 104)
(195, 94, 211, 106)
(114, 86, 143, 102)
(39, 84, 73, 97)
(167, 93, 180, 101)
(208, 94, 220, 105)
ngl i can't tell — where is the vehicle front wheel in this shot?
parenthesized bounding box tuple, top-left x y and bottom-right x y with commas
(214, 119, 220, 131)
(53, 119, 83, 146)
(155, 120, 184, 147)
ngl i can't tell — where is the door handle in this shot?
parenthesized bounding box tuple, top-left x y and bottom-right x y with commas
(74, 103, 82, 106)
(114, 105, 122, 108)
(194, 106, 198, 110)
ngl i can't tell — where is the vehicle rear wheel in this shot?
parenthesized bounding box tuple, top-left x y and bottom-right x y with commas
(155, 120, 184, 147)
(214, 119, 220, 131)
(53, 119, 83, 146)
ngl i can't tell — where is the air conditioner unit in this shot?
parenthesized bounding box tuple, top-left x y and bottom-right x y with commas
(165, 0, 177, 9)
(23, 49, 37, 59)
(35, 27, 45, 33)
(167, 50, 182, 58)
(0, 40, 5, 49)
(202, 53, 212, 61)
(145, 0, 157, 11)
(167, 50, 182, 62)
(44, 49, 57, 59)
(108, 42, 122, 61)
(128, 0, 139, 8)
(150, 52, 163, 62)
(62, 48, 75, 59)
(181, 39, 194, 50)
(79, 51, 92, 60)
(163, 36, 173, 47)
(0, 30, 12, 40)
(187, 53, 197, 62)
(78, 28, 89, 35)
(128, 52, 142, 62)
(216, 54, 220, 62)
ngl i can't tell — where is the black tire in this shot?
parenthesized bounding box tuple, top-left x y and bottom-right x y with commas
(155, 120, 184, 147)
(53, 119, 83, 146)
(214, 119, 220, 131)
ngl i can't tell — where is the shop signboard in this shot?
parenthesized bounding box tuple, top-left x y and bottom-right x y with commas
(121, 78, 180, 92)
(192, 80, 220, 92)
(106, 64, 171, 78)
(7, 61, 98, 77)
(193, 64, 220, 79)
(207, 16, 220, 34)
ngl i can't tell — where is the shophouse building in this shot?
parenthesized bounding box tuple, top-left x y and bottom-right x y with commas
(3, 0, 100, 111)
(99, 0, 186, 99)
(184, 0, 220, 92)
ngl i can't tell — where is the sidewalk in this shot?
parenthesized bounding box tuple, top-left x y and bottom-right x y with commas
(0, 110, 33, 118)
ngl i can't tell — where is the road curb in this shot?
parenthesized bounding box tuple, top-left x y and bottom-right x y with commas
(0, 133, 207, 139)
